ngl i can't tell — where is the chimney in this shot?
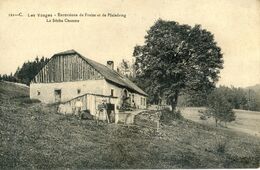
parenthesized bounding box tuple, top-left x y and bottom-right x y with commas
(107, 60, 114, 70)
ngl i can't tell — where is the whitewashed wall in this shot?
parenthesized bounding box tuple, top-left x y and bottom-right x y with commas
(30, 79, 147, 109)
(30, 79, 106, 103)
(134, 93, 147, 109)
(103, 80, 147, 109)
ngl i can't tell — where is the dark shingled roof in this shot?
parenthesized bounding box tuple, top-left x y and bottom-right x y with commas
(53, 50, 148, 96)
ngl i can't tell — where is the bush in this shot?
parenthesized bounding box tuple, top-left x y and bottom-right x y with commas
(174, 110, 183, 120)
(216, 141, 226, 154)
(81, 109, 94, 120)
(198, 109, 207, 120)
(160, 108, 183, 124)
(200, 114, 207, 120)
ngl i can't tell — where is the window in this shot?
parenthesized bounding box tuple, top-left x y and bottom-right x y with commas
(141, 97, 146, 106)
(77, 89, 81, 94)
(37, 91, 40, 95)
(111, 89, 114, 96)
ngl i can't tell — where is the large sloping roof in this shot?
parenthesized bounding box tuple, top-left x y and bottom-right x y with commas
(53, 50, 148, 96)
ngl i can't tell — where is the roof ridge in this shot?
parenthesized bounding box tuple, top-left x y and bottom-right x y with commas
(53, 49, 148, 96)
(53, 49, 77, 56)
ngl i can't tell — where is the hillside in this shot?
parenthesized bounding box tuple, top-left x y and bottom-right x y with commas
(245, 84, 260, 111)
(246, 84, 260, 94)
(0, 81, 259, 169)
(0, 81, 29, 99)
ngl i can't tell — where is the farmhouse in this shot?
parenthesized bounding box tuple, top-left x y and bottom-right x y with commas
(30, 50, 147, 121)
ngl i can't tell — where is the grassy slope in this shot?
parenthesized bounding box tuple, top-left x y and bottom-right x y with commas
(0, 81, 29, 99)
(0, 81, 259, 169)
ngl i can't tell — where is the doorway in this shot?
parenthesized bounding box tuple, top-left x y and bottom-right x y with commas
(54, 89, 61, 102)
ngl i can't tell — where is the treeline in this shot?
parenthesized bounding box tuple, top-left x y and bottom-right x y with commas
(179, 85, 260, 111)
(0, 56, 49, 85)
(0, 73, 18, 82)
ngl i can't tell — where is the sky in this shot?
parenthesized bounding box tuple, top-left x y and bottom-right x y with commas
(0, 0, 259, 88)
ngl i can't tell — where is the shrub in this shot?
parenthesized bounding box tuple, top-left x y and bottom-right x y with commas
(200, 114, 207, 120)
(174, 110, 183, 120)
(199, 109, 208, 120)
(160, 108, 183, 124)
(216, 141, 226, 154)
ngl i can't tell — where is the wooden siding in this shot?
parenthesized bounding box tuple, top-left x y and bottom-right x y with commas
(32, 54, 103, 83)
(60, 93, 118, 121)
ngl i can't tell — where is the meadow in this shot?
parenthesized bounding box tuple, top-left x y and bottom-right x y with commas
(0, 81, 259, 168)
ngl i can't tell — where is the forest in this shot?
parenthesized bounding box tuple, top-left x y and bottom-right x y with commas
(0, 56, 49, 85)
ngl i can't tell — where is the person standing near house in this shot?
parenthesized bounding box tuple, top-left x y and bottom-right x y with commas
(132, 100, 136, 109)
(75, 98, 83, 116)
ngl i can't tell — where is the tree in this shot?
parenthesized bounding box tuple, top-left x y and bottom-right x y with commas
(133, 19, 223, 113)
(14, 56, 49, 85)
(245, 89, 259, 111)
(0, 73, 17, 82)
(209, 86, 250, 110)
(178, 91, 209, 107)
(117, 59, 130, 77)
(205, 88, 236, 127)
(117, 59, 136, 79)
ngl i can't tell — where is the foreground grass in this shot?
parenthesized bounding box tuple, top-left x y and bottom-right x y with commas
(0, 81, 259, 168)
